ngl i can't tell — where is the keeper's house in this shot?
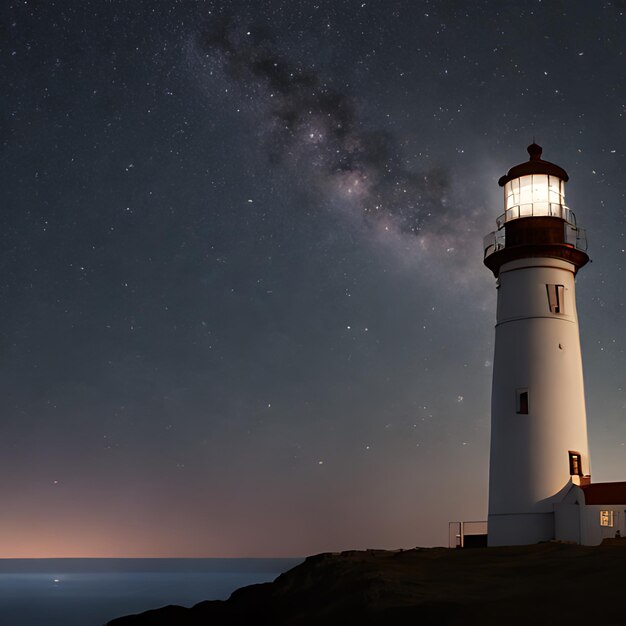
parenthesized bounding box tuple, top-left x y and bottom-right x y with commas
(555, 482, 626, 545)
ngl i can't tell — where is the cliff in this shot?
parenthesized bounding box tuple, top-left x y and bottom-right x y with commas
(107, 541, 626, 625)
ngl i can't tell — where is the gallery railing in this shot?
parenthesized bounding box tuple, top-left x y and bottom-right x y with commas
(483, 223, 588, 259)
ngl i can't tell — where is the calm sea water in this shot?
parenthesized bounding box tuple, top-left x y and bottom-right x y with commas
(0, 558, 302, 626)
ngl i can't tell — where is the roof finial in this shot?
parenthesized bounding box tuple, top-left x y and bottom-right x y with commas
(527, 142, 542, 161)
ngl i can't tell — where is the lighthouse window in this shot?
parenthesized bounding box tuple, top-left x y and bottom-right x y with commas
(516, 389, 529, 414)
(546, 284, 565, 314)
(569, 451, 583, 476)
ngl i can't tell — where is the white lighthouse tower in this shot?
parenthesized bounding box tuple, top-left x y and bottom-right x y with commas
(483, 144, 591, 547)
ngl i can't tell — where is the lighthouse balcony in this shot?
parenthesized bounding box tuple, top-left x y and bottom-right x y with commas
(483, 221, 588, 260)
(483, 230, 506, 258)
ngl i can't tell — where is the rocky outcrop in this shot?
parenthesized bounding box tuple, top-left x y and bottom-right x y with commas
(107, 541, 626, 625)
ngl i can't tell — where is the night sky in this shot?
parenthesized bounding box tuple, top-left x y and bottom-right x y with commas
(2, 1, 626, 557)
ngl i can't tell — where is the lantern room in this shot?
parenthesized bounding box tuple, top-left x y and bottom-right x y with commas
(502, 174, 567, 221)
(483, 143, 588, 276)
(497, 143, 573, 227)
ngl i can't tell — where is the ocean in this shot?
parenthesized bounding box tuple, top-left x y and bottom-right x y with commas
(0, 558, 302, 626)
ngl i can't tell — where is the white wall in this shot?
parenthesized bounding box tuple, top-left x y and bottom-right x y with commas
(554, 493, 626, 546)
(554, 503, 581, 543)
(488, 257, 590, 546)
(580, 506, 626, 546)
(488, 512, 555, 547)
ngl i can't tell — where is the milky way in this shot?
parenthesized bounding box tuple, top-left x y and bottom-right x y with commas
(194, 15, 480, 254)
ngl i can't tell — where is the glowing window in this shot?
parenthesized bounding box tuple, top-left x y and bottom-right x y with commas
(548, 177, 564, 205)
(569, 451, 583, 476)
(600, 511, 614, 527)
(516, 389, 529, 414)
(503, 175, 566, 220)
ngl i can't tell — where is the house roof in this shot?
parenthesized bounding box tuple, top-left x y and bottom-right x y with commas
(581, 482, 626, 505)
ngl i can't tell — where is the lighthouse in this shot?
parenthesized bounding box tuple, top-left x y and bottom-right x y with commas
(483, 144, 591, 546)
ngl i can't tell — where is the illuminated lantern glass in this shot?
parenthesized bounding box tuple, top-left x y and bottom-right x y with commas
(503, 174, 566, 223)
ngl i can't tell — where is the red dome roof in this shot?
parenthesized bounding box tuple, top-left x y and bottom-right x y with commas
(498, 144, 569, 187)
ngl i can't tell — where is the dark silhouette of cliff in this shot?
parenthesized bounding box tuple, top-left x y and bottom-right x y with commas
(106, 541, 626, 625)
